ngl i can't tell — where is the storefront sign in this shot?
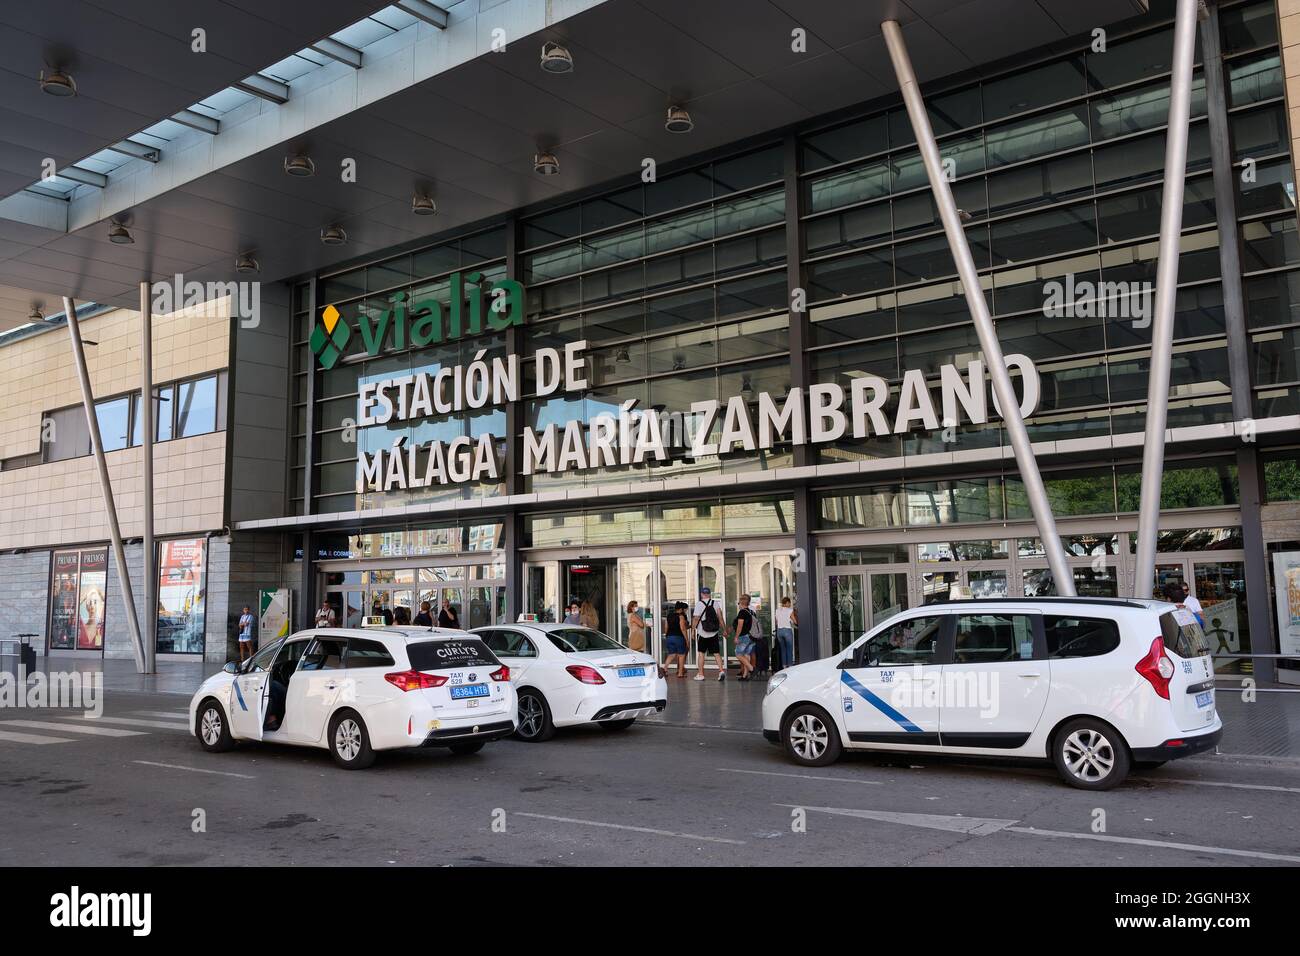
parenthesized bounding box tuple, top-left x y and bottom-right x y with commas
(354, 340, 1042, 492)
(259, 588, 292, 642)
(1272, 551, 1300, 657)
(311, 271, 525, 370)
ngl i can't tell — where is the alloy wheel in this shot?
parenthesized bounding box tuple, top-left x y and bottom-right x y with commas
(789, 712, 828, 760)
(200, 708, 222, 746)
(1062, 728, 1116, 783)
(518, 695, 543, 738)
(335, 718, 362, 762)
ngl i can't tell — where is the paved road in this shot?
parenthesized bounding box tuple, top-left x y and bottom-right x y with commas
(0, 690, 1298, 866)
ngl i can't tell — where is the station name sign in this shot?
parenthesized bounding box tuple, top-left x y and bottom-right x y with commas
(353, 341, 1041, 492)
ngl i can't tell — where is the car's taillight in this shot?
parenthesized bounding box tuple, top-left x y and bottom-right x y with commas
(1135, 637, 1174, 700)
(384, 670, 448, 691)
(565, 664, 605, 685)
(490, 665, 510, 682)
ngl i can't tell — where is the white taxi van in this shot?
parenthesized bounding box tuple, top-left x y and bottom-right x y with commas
(762, 598, 1220, 789)
(189, 625, 517, 769)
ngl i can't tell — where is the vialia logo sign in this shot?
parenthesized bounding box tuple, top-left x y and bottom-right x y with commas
(310, 271, 524, 370)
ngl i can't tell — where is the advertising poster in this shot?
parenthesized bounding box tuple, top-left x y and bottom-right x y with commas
(259, 588, 291, 643)
(76, 549, 107, 650)
(157, 538, 207, 654)
(48, 551, 81, 651)
(1201, 597, 1239, 657)
(1273, 551, 1300, 658)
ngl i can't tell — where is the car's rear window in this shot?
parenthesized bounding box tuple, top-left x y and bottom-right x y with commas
(1043, 615, 1121, 659)
(546, 628, 625, 652)
(1160, 609, 1210, 658)
(407, 638, 499, 671)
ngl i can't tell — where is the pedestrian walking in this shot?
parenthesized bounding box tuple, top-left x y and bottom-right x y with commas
(625, 600, 647, 652)
(691, 586, 728, 682)
(664, 601, 689, 678)
(733, 593, 757, 680)
(774, 596, 797, 669)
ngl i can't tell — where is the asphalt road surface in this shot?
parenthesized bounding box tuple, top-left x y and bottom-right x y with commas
(1, 690, 1298, 866)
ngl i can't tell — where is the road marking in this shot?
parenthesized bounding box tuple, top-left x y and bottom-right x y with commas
(60, 716, 189, 731)
(1148, 778, 1300, 795)
(786, 804, 1017, 835)
(132, 760, 255, 780)
(792, 803, 1300, 863)
(513, 812, 746, 845)
(131, 711, 189, 720)
(1, 720, 145, 738)
(719, 767, 883, 786)
(0, 728, 73, 744)
(1003, 826, 1300, 864)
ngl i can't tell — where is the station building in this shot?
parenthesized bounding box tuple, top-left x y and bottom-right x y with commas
(0, 0, 1297, 680)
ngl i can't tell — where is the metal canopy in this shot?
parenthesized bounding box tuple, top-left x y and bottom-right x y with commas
(0, 0, 1150, 333)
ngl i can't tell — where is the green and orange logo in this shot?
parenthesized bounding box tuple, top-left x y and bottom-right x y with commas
(309, 304, 350, 370)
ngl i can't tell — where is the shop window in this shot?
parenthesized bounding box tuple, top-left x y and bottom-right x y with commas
(48, 549, 107, 652)
(156, 538, 207, 655)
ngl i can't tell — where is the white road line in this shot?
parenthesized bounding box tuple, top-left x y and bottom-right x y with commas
(130, 711, 189, 720)
(0, 728, 73, 745)
(132, 760, 255, 780)
(60, 716, 189, 731)
(1148, 778, 1300, 795)
(513, 811, 746, 845)
(1, 720, 145, 738)
(1003, 826, 1300, 864)
(719, 767, 884, 786)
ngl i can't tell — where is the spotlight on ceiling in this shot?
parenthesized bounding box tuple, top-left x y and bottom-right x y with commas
(411, 193, 438, 216)
(665, 105, 694, 134)
(28, 306, 44, 321)
(283, 154, 316, 177)
(533, 151, 560, 176)
(320, 225, 348, 246)
(39, 68, 76, 97)
(540, 42, 575, 74)
(107, 220, 134, 245)
(235, 253, 260, 274)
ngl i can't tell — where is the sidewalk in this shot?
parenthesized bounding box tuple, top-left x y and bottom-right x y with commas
(9, 656, 1299, 760)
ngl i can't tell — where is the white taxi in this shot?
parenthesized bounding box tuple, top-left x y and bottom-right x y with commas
(763, 598, 1221, 789)
(189, 626, 517, 769)
(471, 621, 668, 741)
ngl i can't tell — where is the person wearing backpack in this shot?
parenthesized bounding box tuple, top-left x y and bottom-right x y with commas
(691, 585, 728, 682)
(732, 593, 758, 680)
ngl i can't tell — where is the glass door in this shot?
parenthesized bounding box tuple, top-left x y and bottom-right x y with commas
(657, 556, 697, 669)
(696, 553, 725, 672)
(867, 572, 909, 627)
(827, 573, 866, 654)
(616, 557, 655, 655)
(523, 561, 560, 623)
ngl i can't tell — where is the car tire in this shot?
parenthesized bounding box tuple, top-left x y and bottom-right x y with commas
(1053, 718, 1130, 790)
(195, 698, 234, 753)
(598, 718, 636, 731)
(781, 704, 843, 767)
(515, 689, 556, 742)
(448, 741, 485, 755)
(328, 710, 375, 770)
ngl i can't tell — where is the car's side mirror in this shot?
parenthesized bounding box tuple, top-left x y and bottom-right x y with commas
(222, 661, 239, 675)
(836, 656, 854, 669)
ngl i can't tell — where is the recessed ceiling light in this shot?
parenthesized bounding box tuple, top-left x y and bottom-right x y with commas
(665, 105, 694, 134)
(540, 42, 574, 74)
(411, 193, 437, 216)
(534, 151, 560, 176)
(320, 225, 348, 246)
(235, 253, 260, 274)
(28, 306, 44, 321)
(39, 69, 76, 97)
(284, 155, 316, 177)
(108, 221, 134, 244)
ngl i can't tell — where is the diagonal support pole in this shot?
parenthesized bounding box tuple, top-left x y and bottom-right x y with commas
(63, 296, 148, 672)
(1134, 0, 1200, 598)
(881, 20, 1075, 595)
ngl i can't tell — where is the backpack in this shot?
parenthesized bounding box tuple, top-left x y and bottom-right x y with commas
(701, 600, 720, 632)
(749, 612, 763, 641)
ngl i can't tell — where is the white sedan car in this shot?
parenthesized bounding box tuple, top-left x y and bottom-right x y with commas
(189, 626, 517, 769)
(472, 622, 667, 741)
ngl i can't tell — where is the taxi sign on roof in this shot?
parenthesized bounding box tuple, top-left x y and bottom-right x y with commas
(361, 615, 388, 628)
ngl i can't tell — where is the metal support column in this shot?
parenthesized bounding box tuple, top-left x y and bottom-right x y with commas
(1133, 0, 1200, 598)
(63, 296, 147, 672)
(783, 134, 813, 470)
(881, 19, 1075, 595)
(1201, 0, 1278, 680)
(139, 281, 155, 673)
(792, 486, 819, 664)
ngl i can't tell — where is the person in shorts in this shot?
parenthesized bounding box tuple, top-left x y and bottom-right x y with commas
(664, 601, 689, 677)
(237, 605, 255, 662)
(732, 593, 757, 680)
(692, 586, 728, 682)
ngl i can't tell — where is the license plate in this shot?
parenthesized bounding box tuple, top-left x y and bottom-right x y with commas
(618, 666, 645, 678)
(1195, 691, 1213, 709)
(450, 684, 489, 700)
